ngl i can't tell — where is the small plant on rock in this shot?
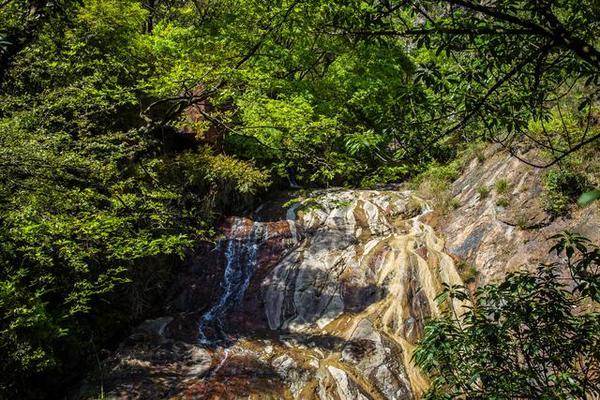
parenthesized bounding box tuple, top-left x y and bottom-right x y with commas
(541, 168, 591, 216)
(496, 197, 510, 208)
(457, 260, 479, 284)
(450, 198, 461, 209)
(477, 185, 490, 200)
(494, 179, 510, 194)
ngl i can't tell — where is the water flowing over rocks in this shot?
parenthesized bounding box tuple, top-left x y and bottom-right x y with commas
(72, 149, 599, 400)
(77, 189, 468, 399)
(197, 218, 273, 345)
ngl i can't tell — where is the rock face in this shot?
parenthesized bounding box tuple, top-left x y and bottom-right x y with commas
(77, 190, 464, 399)
(436, 146, 600, 285)
(247, 190, 464, 399)
(75, 149, 598, 399)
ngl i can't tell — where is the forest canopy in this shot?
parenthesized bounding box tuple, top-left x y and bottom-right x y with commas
(0, 0, 598, 398)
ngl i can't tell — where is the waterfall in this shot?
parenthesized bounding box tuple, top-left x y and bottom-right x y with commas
(286, 202, 302, 243)
(98, 190, 471, 399)
(198, 218, 269, 345)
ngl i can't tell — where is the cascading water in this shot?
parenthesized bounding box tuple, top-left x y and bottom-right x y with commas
(198, 218, 270, 345)
(89, 190, 470, 399)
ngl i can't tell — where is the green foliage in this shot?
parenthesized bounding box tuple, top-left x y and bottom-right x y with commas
(413, 159, 463, 213)
(494, 178, 511, 208)
(0, 1, 269, 397)
(495, 197, 510, 208)
(411, 141, 487, 206)
(542, 168, 592, 216)
(450, 198, 461, 210)
(361, 165, 417, 188)
(414, 160, 461, 190)
(477, 185, 490, 200)
(407, 1, 600, 164)
(415, 233, 600, 399)
(456, 260, 478, 284)
(494, 179, 510, 194)
(550, 232, 600, 302)
(330, 199, 353, 209)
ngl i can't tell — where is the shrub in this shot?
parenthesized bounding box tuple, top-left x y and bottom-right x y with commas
(361, 165, 417, 188)
(541, 168, 591, 216)
(496, 197, 510, 208)
(494, 179, 510, 194)
(415, 161, 462, 187)
(516, 213, 530, 229)
(450, 198, 461, 209)
(477, 185, 490, 200)
(457, 260, 478, 283)
(413, 160, 462, 214)
(460, 141, 487, 164)
(415, 233, 600, 399)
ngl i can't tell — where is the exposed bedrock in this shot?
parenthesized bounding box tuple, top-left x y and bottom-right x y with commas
(78, 149, 598, 399)
(78, 189, 465, 399)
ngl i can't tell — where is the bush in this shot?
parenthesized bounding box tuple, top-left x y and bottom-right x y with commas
(477, 185, 490, 200)
(456, 260, 478, 283)
(541, 168, 592, 216)
(496, 197, 510, 207)
(415, 233, 600, 399)
(494, 179, 510, 194)
(414, 160, 462, 188)
(413, 160, 462, 213)
(459, 141, 487, 164)
(450, 198, 461, 209)
(361, 165, 417, 188)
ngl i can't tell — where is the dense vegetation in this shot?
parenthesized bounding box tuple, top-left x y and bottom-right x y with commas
(415, 233, 600, 399)
(0, 0, 598, 398)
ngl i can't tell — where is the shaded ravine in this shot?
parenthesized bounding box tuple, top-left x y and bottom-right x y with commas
(192, 189, 465, 399)
(77, 189, 465, 400)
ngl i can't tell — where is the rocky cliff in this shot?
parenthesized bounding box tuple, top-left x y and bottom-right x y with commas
(435, 147, 599, 285)
(75, 149, 598, 400)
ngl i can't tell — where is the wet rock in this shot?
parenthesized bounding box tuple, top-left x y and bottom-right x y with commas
(84, 177, 596, 399)
(319, 366, 369, 400)
(257, 190, 462, 398)
(186, 347, 212, 377)
(136, 317, 173, 337)
(342, 319, 412, 399)
(272, 354, 313, 398)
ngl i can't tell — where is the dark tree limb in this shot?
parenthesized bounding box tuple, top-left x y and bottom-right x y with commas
(436, 0, 600, 70)
(503, 130, 600, 169)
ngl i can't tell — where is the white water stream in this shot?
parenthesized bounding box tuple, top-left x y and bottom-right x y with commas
(197, 219, 270, 345)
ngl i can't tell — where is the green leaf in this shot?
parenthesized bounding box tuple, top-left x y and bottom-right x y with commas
(577, 189, 600, 207)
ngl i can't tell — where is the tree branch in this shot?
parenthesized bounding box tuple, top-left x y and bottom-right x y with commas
(343, 27, 539, 37)
(437, 0, 600, 70)
(505, 130, 600, 169)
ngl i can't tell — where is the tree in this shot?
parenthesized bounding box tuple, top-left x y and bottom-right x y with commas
(0, 1, 84, 87)
(414, 232, 600, 399)
(328, 0, 600, 167)
(0, 1, 269, 397)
